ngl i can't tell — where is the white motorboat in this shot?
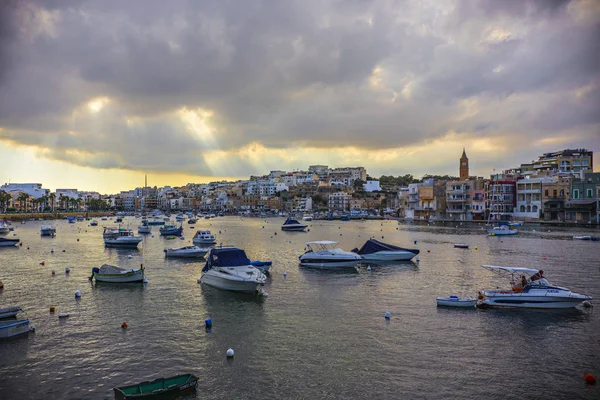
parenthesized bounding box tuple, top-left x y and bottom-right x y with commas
(101, 216, 108, 221)
(352, 239, 419, 261)
(573, 235, 599, 241)
(175, 214, 186, 221)
(488, 226, 518, 236)
(454, 243, 469, 249)
(0, 238, 20, 247)
(0, 221, 10, 234)
(192, 230, 216, 245)
(159, 224, 183, 236)
(302, 215, 313, 221)
(199, 247, 266, 293)
(281, 217, 308, 232)
(0, 319, 33, 338)
(40, 225, 56, 236)
(90, 220, 98, 226)
(103, 228, 143, 248)
(138, 220, 152, 234)
(0, 306, 22, 319)
(164, 245, 208, 258)
(188, 218, 198, 224)
(299, 241, 362, 269)
(91, 264, 145, 283)
(509, 221, 524, 227)
(436, 296, 477, 307)
(478, 265, 592, 309)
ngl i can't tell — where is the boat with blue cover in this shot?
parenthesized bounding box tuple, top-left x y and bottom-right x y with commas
(113, 373, 198, 400)
(352, 239, 419, 261)
(199, 247, 267, 292)
(281, 217, 308, 232)
(0, 319, 33, 338)
(250, 260, 272, 273)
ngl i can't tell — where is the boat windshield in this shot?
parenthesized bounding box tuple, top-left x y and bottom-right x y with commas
(306, 241, 337, 252)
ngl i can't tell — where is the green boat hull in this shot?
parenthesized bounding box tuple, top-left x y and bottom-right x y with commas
(114, 374, 198, 400)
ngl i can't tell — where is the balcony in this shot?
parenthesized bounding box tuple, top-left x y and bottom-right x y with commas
(447, 197, 467, 202)
(447, 209, 466, 213)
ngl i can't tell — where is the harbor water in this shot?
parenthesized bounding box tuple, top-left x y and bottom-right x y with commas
(0, 217, 599, 399)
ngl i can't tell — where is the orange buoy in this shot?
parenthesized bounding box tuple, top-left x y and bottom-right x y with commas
(584, 373, 596, 385)
(121, 322, 128, 329)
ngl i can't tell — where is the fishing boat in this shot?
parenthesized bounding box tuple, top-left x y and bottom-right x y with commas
(453, 243, 469, 249)
(199, 247, 267, 293)
(40, 225, 56, 236)
(0, 319, 33, 338)
(488, 225, 518, 236)
(103, 228, 143, 248)
(175, 214, 186, 221)
(436, 296, 477, 307)
(192, 230, 216, 245)
(281, 217, 308, 232)
(91, 264, 145, 283)
(299, 241, 362, 269)
(101, 216, 108, 221)
(138, 220, 152, 234)
(164, 245, 208, 258)
(0, 221, 9, 234)
(0, 238, 20, 247)
(0, 306, 22, 319)
(90, 220, 98, 226)
(147, 219, 165, 226)
(159, 224, 183, 236)
(352, 239, 419, 261)
(114, 373, 198, 400)
(573, 235, 599, 241)
(477, 265, 592, 309)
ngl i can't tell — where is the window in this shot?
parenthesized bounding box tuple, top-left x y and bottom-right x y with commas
(560, 190, 564, 197)
(544, 190, 548, 196)
(587, 189, 593, 198)
(573, 189, 579, 199)
(520, 205, 525, 212)
(532, 205, 538, 213)
(553, 189, 557, 197)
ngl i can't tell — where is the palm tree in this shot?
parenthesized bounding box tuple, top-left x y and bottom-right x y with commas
(17, 193, 30, 212)
(0, 190, 11, 212)
(58, 194, 64, 211)
(49, 193, 56, 212)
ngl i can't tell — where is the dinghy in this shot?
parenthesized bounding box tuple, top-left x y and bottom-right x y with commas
(114, 373, 198, 400)
(0, 306, 22, 319)
(436, 296, 477, 307)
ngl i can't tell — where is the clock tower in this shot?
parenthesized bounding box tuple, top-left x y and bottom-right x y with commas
(460, 148, 469, 181)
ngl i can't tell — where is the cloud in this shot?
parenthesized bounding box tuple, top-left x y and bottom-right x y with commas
(0, 0, 598, 180)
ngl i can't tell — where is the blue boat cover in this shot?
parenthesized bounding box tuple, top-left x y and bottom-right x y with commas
(355, 239, 419, 255)
(283, 218, 302, 225)
(203, 248, 250, 272)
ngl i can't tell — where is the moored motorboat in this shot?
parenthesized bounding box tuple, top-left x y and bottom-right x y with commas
(164, 245, 208, 258)
(509, 221, 524, 227)
(103, 228, 143, 248)
(453, 243, 469, 249)
(299, 241, 362, 269)
(352, 239, 419, 261)
(147, 219, 165, 226)
(90, 220, 98, 226)
(0, 306, 22, 319)
(192, 230, 216, 245)
(159, 224, 183, 236)
(0, 221, 10, 234)
(0, 237, 20, 247)
(40, 225, 56, 236)
(188, 217, 198, 224)
(436, 296, 477, 307)
(281, 218, 308, 232)
(114, 373, 198, 400)
(0, 319, 33, 338)
(488, 226, 518, 236)
(138, 220, 151, 234)
(302, 215, 313, 221)
(573, 235, 599, 241)
(91, 264, 145, 283)
(477, 265, 592, 309)
(199, 247, 267, 292)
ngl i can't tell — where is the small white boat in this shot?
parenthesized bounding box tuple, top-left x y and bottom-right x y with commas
(299, 241, 362, 269)
(199, 247, 266, 293)
(302, 215, 313, 221)
(281, 218, 308, 232)
(101, 216, 108, 221)
(175, 214, 186, 221)
(352, 239, 419, 261)
(164, 245, 208, 258)
(478, 265, 592, 309)
(103, 228, 143, 248)
(138, 220, 152, 234)
(509, 221, 524, 227)
(192, 230, 216, 245)
(91, 264, 145, 283)
(0, 319, 33, 338)
(573, 235, 599, 241)
(436, 296, 477, 307)
(90, 220, 98, 226)
(188, 218, 198, 224)
(0, 306, 22, 319)
(488, 226, 518, 236)
(40, 225, 56, 236)
(453, 244, 469, 249)
(0, 238, 20, 247)
(0, 221, 10, 234)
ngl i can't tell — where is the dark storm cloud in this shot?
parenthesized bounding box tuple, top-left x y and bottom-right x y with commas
(0, 0, 598, 175)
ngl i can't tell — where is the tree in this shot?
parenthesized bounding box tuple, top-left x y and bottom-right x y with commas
(17, 193, 30, 212)
(353, 179, 365, 191)
(49, 192, 56, 212)
(0, 190, 11, 212)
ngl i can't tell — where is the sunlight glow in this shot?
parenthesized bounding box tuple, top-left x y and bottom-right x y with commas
(87, 97, 109, 113)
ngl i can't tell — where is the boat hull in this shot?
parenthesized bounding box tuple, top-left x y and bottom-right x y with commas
(159, 229, 183, 236)
(165, 251, 207, 258)
(479, 290, 591, 309)
(104, 240, 142, 248)
(436, 298, 477, 307)
(94, 270, 144, 283)
(282, 225, 307, 232)
(193, 239, 216, 245)
(40, 230, 56, 236)
(0, 319, 31, 338)
(0, 239, 19, 247)
(488, 229, 518, 236)
(200, 272, 262, 293)
(299, 259, 360, 269)
(360, 251, 417, 261)
(0, 307, 22, 319)
(114, 374, 198, 400)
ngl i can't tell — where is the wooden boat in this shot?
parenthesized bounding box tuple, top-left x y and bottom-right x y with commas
(436, 296, 477, 308)
(91, 264, 145, 283)
(453, 244, 469, 249)
(0, 319, 32, 338)
(114, 373, 198, 400)
(0, 306, 22, 319)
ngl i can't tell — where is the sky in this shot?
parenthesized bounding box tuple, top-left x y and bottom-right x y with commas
(0, 0, 598, 194)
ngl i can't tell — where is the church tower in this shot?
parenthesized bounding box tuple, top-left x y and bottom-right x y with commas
(460, 148, 469, 181)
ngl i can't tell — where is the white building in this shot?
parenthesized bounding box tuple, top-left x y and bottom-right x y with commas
(513, 177, 555, 220)
(363, 180, 381, 192)
(1, 183, 49, 199)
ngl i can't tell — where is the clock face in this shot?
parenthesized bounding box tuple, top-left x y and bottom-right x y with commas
(462, 162, 466, 166)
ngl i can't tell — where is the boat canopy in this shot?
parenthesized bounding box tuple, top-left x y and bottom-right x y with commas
(481, 265, 538, 275)
(283, 218, 304, 225)
(98, 264, 129, 274)
(203, 248, 250, 271)
(355, 239, 419, 255)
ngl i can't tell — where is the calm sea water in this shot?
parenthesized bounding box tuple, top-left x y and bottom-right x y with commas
(0, 217, 599, 399)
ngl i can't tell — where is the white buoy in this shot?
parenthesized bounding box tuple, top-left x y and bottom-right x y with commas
(65, 267, 71, 273)
(262, 291, 269, 297)
(75, 290, 81, 298)
(51, 248, 54, 253)
(283, 271, 287, 277)
(367, 266, 372, 271)
(58, 312, 69, 318)
(143, 278, 148, 283)
(226, 348, 234, 358)
(416, 256, 420, 262)
(384, 312, 391, 320)
(128, 255, 133, 259)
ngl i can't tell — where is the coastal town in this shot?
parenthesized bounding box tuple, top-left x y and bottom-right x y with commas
(1, 148, 598, 224)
